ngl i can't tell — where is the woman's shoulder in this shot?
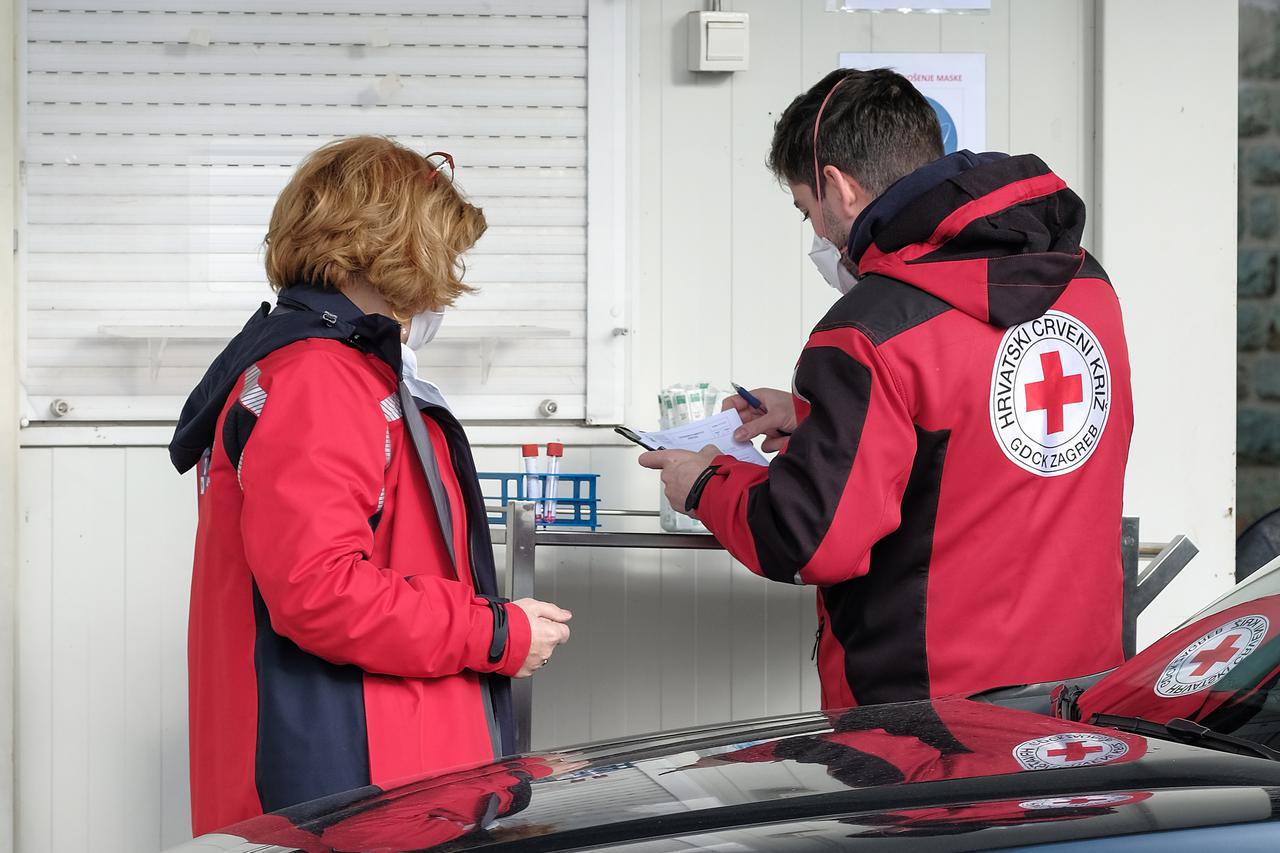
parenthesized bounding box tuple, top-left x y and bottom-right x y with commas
(254, 338, 397, 398)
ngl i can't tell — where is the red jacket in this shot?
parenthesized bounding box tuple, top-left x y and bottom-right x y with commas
(698, 153, 1134, 708)
(173, 286, 531, 835)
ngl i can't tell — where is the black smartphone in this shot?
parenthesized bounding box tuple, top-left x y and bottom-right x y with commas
(614, 426, 666, 451)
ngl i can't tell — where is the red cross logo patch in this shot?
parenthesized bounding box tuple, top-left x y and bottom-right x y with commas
(1017, 793, 1151, 811)
(990, 310, 1111, 477)
(1154, 615, 1270, 698)
(1012, 733, 1130, 770)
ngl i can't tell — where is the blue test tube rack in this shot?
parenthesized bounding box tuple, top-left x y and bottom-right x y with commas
(478, 472, 600, 530)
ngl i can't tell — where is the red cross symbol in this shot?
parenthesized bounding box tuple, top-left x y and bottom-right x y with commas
(1188, 634, 1242, 677)
(1046, 741, 1103, 762)
(1025, 351, 1084, 435)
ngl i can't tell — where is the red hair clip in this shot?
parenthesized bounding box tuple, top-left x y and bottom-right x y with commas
(426, 150, 455, 182)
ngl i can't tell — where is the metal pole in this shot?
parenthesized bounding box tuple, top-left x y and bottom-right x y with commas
(1121, 516, 1140, 659)
(535, 530, 721, 549)
(1134, 535, 1200, 613)
(504, 502, 537, 753)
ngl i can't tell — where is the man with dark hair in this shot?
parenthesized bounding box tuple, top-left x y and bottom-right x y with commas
(640, 68, 1133, 709)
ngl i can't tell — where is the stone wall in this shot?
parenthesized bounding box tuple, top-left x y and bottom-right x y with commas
(1239, 0, 1280, 531)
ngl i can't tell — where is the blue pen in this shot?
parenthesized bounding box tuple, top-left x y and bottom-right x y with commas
(732, 383, 768, 415)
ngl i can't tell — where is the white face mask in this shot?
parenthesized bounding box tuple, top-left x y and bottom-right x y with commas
(809, 233, 859, 295)
(399, 341, 453, 411)
(403, 309, 444, 350)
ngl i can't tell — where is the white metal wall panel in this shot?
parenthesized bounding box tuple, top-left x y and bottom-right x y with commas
(22, 1, 591, 423)
(17, 447, 198, 852)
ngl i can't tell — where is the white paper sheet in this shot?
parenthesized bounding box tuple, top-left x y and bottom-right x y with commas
(637, 409, 768, 466)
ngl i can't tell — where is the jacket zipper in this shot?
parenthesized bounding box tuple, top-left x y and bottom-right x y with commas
(811, 617, 825, 662)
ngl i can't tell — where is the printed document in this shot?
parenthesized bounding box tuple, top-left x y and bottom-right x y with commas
(637, 409, 768, 466)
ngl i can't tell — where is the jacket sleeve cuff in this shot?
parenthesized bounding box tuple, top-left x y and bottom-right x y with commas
(496, 600, 532, 677)
(696, 456, 737, 530)
(462, 598, 528, 675)
(710, 453, 738, 469)
(694, 455, 771, 577)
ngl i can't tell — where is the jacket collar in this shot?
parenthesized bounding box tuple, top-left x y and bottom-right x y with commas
(276, 283, 367, 322)
(276, 282, 405, 376)
(847, 150, 1010, 264)
(279, 285, 457, 415)
(847, 152, 1086, 328)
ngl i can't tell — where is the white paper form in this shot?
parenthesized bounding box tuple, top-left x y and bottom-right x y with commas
(636, 409, 768, 466)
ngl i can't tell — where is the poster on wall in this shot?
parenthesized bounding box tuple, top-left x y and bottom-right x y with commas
(838, 52, 986, 154)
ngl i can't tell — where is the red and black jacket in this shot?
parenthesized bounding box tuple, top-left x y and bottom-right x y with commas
(698, 152, 1134, 708)
(172, 285, 531, 835)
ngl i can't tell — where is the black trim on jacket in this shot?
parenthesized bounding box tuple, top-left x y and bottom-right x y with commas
(746, 346, 872, 584)
(823, 426, 950, 706)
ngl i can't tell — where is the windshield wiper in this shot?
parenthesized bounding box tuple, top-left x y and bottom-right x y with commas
(1091, 713, 1280, 762)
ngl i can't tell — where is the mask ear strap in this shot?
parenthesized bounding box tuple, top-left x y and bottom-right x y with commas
(811, 76, 849, 243)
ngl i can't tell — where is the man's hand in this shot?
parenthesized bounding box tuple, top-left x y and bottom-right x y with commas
(722, 387, 796, 453)
(637, 445, 720, 517)
(510, 598, 572, 678)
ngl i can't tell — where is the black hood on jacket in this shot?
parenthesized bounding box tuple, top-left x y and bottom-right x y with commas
(169, 285, 402, 474)
(850, 152, 1093, 329)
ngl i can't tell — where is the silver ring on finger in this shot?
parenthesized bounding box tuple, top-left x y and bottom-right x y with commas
(541, 658, 550, 667)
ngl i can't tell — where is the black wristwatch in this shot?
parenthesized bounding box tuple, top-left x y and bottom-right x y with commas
(684, 464, 721, 513)
(482, 596, 510, 664)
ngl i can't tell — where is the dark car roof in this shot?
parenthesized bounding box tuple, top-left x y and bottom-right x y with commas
(202, 698, 1280, 852)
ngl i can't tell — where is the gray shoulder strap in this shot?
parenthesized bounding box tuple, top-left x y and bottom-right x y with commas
(397, 381, 456, 570)
(397, 381, 504, 759)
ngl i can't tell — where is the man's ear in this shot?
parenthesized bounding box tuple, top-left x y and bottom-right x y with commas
(821, 164, 867, 220)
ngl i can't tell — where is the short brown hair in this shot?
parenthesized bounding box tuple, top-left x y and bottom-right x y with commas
(768, 68, 944, 197)
(264, 136, 487, 314)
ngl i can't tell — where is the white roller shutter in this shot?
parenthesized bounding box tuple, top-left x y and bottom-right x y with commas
(21, 0, 624, 424)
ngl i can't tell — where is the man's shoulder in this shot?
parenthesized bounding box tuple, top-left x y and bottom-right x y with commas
(813, 275, 953, 346)
(1077, 251, 1111, 284)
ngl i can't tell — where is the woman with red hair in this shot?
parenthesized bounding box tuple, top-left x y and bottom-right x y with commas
(171, 136, 572, 835)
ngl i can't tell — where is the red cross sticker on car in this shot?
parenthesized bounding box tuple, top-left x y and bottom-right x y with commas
(1025, 350, 1084, 435)
(1187, 634, 1242, 678)
(1046, 742, 1104, 762)
(1013, 733, 1131, 770)
(1155, 615, 1270, 698)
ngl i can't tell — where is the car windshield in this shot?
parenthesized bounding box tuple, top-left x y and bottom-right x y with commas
(1189, 555, 1280, 622)
(1073, 558, 1280, 753)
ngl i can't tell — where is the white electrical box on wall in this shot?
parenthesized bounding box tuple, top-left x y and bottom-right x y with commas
(687, 11, 749, 72)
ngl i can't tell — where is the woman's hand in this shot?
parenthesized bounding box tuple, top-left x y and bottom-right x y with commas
(510, 598, 573, 678)
(723, 387, 796, 453)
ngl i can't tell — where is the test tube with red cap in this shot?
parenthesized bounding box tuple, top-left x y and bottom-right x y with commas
(521, 444, 543, 514)
(542, 442, 564, 524)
